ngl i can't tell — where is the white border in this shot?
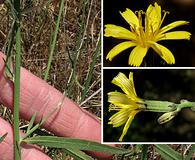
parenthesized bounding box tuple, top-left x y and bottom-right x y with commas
(100, 0, 104, 145)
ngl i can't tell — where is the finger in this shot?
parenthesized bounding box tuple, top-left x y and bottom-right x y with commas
(0, 52, 112, 159)
(0, 118, 51, 160)
(0, 52, 100, 141)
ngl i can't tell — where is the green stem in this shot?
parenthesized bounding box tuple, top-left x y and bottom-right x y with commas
(13, 0, 21, 159)
(140, 100, 176, 112)
(44, 0, 64, 81)
(13, 23, 21, 160)
(80, 38, 101, 103)
(141, 99, 195, 113)
(178, 100, 195, 110)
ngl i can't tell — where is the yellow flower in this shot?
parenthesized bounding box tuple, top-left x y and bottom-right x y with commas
(104, 3, 191, 66)
(108, 72, 144, 141)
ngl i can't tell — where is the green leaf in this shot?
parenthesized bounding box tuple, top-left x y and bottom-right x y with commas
(141, 145, 148, 160)
(23, 136, 131, 154)
(185, 145, 195, 160)
(26, 113, 37, 133)
(154, 144, 183, 160)
(0, 133, 8, 143)
(62, 148, 94, 160)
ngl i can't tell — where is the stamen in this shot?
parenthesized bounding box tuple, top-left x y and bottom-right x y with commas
(139, 26, 146, 47)
(139, 10, 145, 14)
(154, 10, 170, 35)
(137, 10, 143, 28)
(160, 10, 170, 28)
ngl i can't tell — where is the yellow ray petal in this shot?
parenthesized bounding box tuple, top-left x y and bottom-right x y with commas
(128, 46, 148, 67)
(129, 72, 138, 98)
(119, 110, 140, 141)
(120, 8, 139, 29)
(145, 2, 161, 33)
(158, 31, 191, 41)
(106, 41, 136, 61)
(150, 42, 175, 64)
(112, 72, 139, 101)
(108, 91, 139, 108)
(109, 109, 131, 127)
(104, 24, 136, 40)
(160, 21, 189, 34)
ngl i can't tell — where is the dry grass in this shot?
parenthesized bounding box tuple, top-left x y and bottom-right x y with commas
(0, 0, 100, 159)
(0, 0, 101, 111)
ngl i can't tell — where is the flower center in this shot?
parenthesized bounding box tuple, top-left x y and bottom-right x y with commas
(134, 10, 148, 47)
(131, 10, 170, 48)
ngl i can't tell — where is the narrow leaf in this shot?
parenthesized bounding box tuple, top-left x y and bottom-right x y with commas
(62, 148, 94, 160)
(185, 145, 195, 160)
(0, 133, 8, 143)
(154, 144, 183, 160)
(141, 145, 148, 160)
(23, 136, 131, 154)
(26, 112, 37, 133)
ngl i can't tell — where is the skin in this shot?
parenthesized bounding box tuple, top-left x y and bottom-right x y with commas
(0, 52, 111, 159)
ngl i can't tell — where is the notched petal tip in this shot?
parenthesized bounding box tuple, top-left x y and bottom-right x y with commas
(128, 61, 140, 67)
(119, 8, 139, 28)
(108, 121, 112, 124)
(106, 55, 112, 61)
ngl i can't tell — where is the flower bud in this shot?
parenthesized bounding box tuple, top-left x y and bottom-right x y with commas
(158, 111, 178, 124)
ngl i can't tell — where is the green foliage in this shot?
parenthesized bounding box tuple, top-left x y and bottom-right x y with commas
(80, 38, 101, 102)
(62, 148, 94, 160)
(44, 0, 65, 81)
(141, 145, 148, 160)
(23, 136, 131, 155)
(154, 144, 184, 160)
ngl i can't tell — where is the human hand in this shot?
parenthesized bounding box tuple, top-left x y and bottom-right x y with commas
(0, 52, 109, 160)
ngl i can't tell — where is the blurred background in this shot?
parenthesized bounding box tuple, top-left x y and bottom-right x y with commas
(103, 0, 195, 67)
(103, 69, 195, 142)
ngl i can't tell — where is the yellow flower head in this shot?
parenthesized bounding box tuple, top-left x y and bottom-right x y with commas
(104, 3, 191, 66)
(108, 72, 143, 141)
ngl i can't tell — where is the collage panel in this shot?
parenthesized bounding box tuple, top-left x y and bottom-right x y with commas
(103, 0, 194, 67)
(0, 0, 194, 159)
(103, 69, 195, 142)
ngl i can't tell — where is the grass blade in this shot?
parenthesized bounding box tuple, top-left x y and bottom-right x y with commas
(44, 0, 65, 81)
(185, 144, 195, 160)
(80, 37, 101, 102)
(23, 136, 131, 154)
(26, 113, 37, 133)
(154, 144, 183, 160)
(13, 21, 22, 160)
(0, 133, 8, 143)
(141, 145, 148, 160)
(62, 148, 94, 160)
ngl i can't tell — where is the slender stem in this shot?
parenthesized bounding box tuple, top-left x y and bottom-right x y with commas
(67, 0, 89, 96)
(44, 0, 64, 81)
(178, 101, 195, 110)
(13, 23, 21, 160)
(141, 99, 195, 113)
(140, 100, 176, 112)
(80, 37, 101, 102)
(13, 0, 21, 158)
